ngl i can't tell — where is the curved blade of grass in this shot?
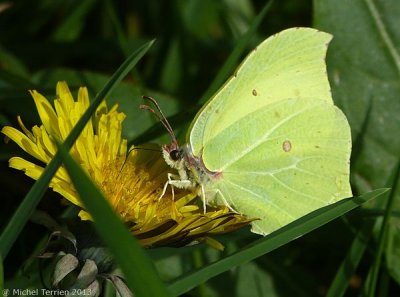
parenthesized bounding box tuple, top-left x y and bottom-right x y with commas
(104, 0, 144, 88)
(365, 160, 400, 297)
(0, 254, 3, 296)
(104, 0, 129, 58)
(167, 189, 388, 297)
(0, 39, 155, 259)
(55, 141, 169, 297)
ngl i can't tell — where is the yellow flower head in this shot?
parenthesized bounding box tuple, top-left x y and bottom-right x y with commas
(2, 81, 251, 249)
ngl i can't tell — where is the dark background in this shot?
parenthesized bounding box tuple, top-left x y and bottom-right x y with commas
(1, 1, 399, 296)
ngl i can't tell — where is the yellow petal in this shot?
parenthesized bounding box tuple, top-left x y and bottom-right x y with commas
(2, 126, 44, 161)
(78, 210, 92, 221)
(54, 99, 68, 127)
(40, 126, 57, 157)
(52, 181, 82, 207)
(56, 81, 75, 114)
(78, 86, 90, 110)
(57, 116, 72, 140)
(17, 116, 35, 141)
(30, 90, 60, 136)
(9, 157, 45, 180)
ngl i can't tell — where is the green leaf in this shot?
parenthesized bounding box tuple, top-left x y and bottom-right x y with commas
(314, 1, 400, 290)
(0, 40, 154, 259)
(167, 189, 388, 296)
(0, 253, 4, 296)
(55, 140, 169, 297)
(313, 0, 400, 194)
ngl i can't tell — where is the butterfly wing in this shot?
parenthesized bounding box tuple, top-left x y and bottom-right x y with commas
(206, 97, 351, 235)
(189, 27, 333, 156)
(188, 27, 352, 235)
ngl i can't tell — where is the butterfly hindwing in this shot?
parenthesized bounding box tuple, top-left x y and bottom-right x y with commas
(204, 97, 351, 234)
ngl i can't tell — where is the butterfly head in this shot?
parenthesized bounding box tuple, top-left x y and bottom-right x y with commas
(162, 141, 185, 170)
(140, 96, 190, 173)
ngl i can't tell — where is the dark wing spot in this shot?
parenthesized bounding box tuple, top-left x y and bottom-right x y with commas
(282, 140, 292, 152)
(252, 89, 258, 96)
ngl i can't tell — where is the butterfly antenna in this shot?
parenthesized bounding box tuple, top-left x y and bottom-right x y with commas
(141, 96, 178, 144)
(119, 146, 162, 175)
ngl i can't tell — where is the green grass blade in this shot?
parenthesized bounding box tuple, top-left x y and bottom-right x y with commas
(0, 254, 3, 296)
(103, 0, 144, 89)
(366, 160, 400, 297)
(55, 141, 170, 297)
(167, 189, 388, 297)
(326, 221, 374, 297)
(0, 40, 154, 259)
(199, 0, 273, 104)
(104, 0, 129, 57)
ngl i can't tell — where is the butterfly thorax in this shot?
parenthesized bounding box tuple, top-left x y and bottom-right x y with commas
(162, 142, 222, 198)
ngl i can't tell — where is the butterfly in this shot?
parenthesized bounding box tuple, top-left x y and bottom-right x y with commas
(146, 27, 352, 235)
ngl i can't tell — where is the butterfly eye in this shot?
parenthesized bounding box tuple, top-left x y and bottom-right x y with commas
(170, 149, 183, 161)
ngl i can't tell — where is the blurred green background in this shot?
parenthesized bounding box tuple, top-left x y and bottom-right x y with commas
(1, 0, 400, 296)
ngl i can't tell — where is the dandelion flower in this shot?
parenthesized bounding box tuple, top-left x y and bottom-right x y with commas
(2, 81, 252, 248)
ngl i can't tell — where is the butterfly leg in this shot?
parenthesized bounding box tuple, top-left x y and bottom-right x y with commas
(169, 179, 193, 189)
(169, 179, 194, 202)
(159, 180, 170, 200)
(159, 172, 180, 200)
(160, 172, 195, 201)
(212, 188, 237, 213)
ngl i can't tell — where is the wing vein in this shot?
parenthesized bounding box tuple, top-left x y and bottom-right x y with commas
(220, 104, 320, 170)
(224, 179, 296, 220)
(269, 174, 328, 203)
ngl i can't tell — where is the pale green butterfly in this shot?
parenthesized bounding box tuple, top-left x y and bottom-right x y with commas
(156, 27, 352, 235)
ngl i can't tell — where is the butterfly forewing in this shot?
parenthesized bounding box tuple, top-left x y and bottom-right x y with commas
(189, 28, 333, 157)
